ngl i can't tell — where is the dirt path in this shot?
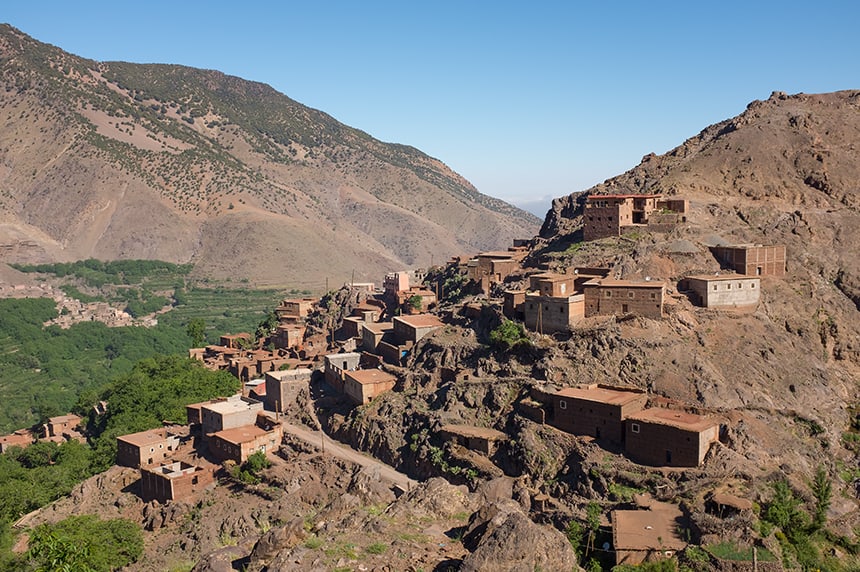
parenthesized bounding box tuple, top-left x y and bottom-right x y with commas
(282, 422, 418, 491)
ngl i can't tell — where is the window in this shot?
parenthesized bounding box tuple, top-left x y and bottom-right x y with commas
(712, 285, 717, 291)
(559, 307, 563, 313)
(627, 291, 634, 299)
(650, 292, 657, 300)
(605, 291, 612, 298)
(559, 400, 567, 410)
(727, 283, 732, 289)
(631, 423, 640, 433)
(751, 283, 756, 289)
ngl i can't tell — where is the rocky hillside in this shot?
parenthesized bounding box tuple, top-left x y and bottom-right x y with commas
(0, 25, 538, 287)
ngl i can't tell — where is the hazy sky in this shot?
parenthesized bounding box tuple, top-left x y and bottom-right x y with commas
(4, 2, 858, 215)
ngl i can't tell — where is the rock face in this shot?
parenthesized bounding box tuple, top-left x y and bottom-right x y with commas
(0, 24, 538, 286)
(461, 504, 581, 572)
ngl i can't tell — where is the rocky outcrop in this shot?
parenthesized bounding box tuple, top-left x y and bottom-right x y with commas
(460, 503, 581, 572)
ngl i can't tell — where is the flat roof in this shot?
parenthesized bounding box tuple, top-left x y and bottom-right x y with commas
(203, 397, 261, 415)
(582, 278, 665, 289)
(685, 274, 760, 282)
(117, 428, 169, 447)
(612, 506, 686, 551)
(477, 251, 517, 259)
(266, 368, 313, 380)
(362, 322, 393, 334)
(345, 369, 397, 385)
(48, 414, 81, 424)
(555, 386, 646, 406)
(395, 314, 444, 328)
(213, 424, 272, 445)
(440, 424, 507, 441)
(587, 193, 662, 200)
(627, 408, 719, 432)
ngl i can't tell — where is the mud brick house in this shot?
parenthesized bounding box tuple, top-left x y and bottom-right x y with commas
(271, 324, 306, 350)
(265, 368, 313, 412)
(0, 429, 34, 453)
(275, 298, 316, 320)
(341, 316, 365, 339)
(624, 408, 720, 467)
(583, 194, 687, 241)
(200, 395, 264, 435)
(523, 292, 585, 334)
(383, 271, 411, 295)
(220, 333, 252, 349)
(612, 502, 687, 565)
(439, 424, 507, 456)
(324, 352, 361, 392)
(116, 427, 186, 469)
(503, 289, 527, 320)
(528, 273, 577, 297)
(43, 414, 83, 442)
(343, 368, 397, 405)
(209, 414, 283, 463)
(140, 462, 215, 503)
(584, 194, 660, 240)
(710, 244, 786, 276)
(361, 321, 394, 353)
(551, 385, 647, 445)
(400, 287, 437, 313)
(681, 275, 760, 308)
(393, 314, 443, 345)
(468, 250, 526, 294)
(582, 279, 665, 318)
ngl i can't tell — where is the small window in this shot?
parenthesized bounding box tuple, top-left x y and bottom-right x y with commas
(712, 285, 717, 291)
(605, 291, 612, 298)
(631, 423, 640, 434)
(559, 307, 563, 313)
(650, 292, 657, 300)
(559, 400, 567, 410)
(751, 283, 756, 289)
(727, 283, 732, 289)
(628, 291, 634, 299)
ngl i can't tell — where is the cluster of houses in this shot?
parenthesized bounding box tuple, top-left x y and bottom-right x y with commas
(0, 413, 85, 453)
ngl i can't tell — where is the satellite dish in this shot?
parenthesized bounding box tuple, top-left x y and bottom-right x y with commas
(603, 542, 610, 550)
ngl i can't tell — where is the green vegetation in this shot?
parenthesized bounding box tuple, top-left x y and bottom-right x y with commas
(705, 542, 776, 562)
(229, 450, 272, 485)
(407, 294, 423, 312)
(365, 542, 388, 555)
(20, 515, 144, 572)
(0, 260, 287, 433)
(489, 319, 530, 351)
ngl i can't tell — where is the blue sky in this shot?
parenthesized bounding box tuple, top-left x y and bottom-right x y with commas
(3, 2, 858, 216)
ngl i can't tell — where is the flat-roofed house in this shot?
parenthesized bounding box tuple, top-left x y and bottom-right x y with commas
(625, 408, 720, 467)
(439, 424, 507, 456)
(710, 244, 786, 277)
(0, 429, 34, 453)
(116, 427, 184, 468)
(522, 292, 585, 334)
(201, 395, 264, 435)
(209, 414, 283, 463)
(551, 385, 648, 445)
(612, 503, 687, 565)
(582, 279, 665, 319)
(324, 352, 361, 392)
(361, 322, 394, 353)
(265, 368, 313, 412)
(392, 314, 443, 345)
(343, 368, 397, 405)
(140, 462, 215, 503)
(682, 275, 760, 308)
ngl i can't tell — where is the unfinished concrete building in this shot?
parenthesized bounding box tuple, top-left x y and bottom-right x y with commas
(682, 275, 760, 308)
(140, 462, 215, 503)
(710, 244, 786, 276)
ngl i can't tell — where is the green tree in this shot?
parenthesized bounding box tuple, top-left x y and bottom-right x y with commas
(186, 317, 206, 347)
(489, 319, 529, 351)
(27, 515, 143, 572)
(811, 465, 832, 530)
(407, 295, 423, 312)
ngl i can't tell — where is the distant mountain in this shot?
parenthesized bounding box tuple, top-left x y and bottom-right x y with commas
(0, 24, 539, 287)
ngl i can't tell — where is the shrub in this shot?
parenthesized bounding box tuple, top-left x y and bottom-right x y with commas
(489, 319, 529, 351)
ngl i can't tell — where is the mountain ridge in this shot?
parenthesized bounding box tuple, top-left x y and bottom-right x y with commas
(0, 24, 539, 287)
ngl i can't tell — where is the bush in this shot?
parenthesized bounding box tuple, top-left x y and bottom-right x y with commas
(27, 515, 143, 571)
(489, 319, 529, 351)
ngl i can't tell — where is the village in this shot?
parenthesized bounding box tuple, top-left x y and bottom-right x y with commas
(0, 192, 789, 567)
